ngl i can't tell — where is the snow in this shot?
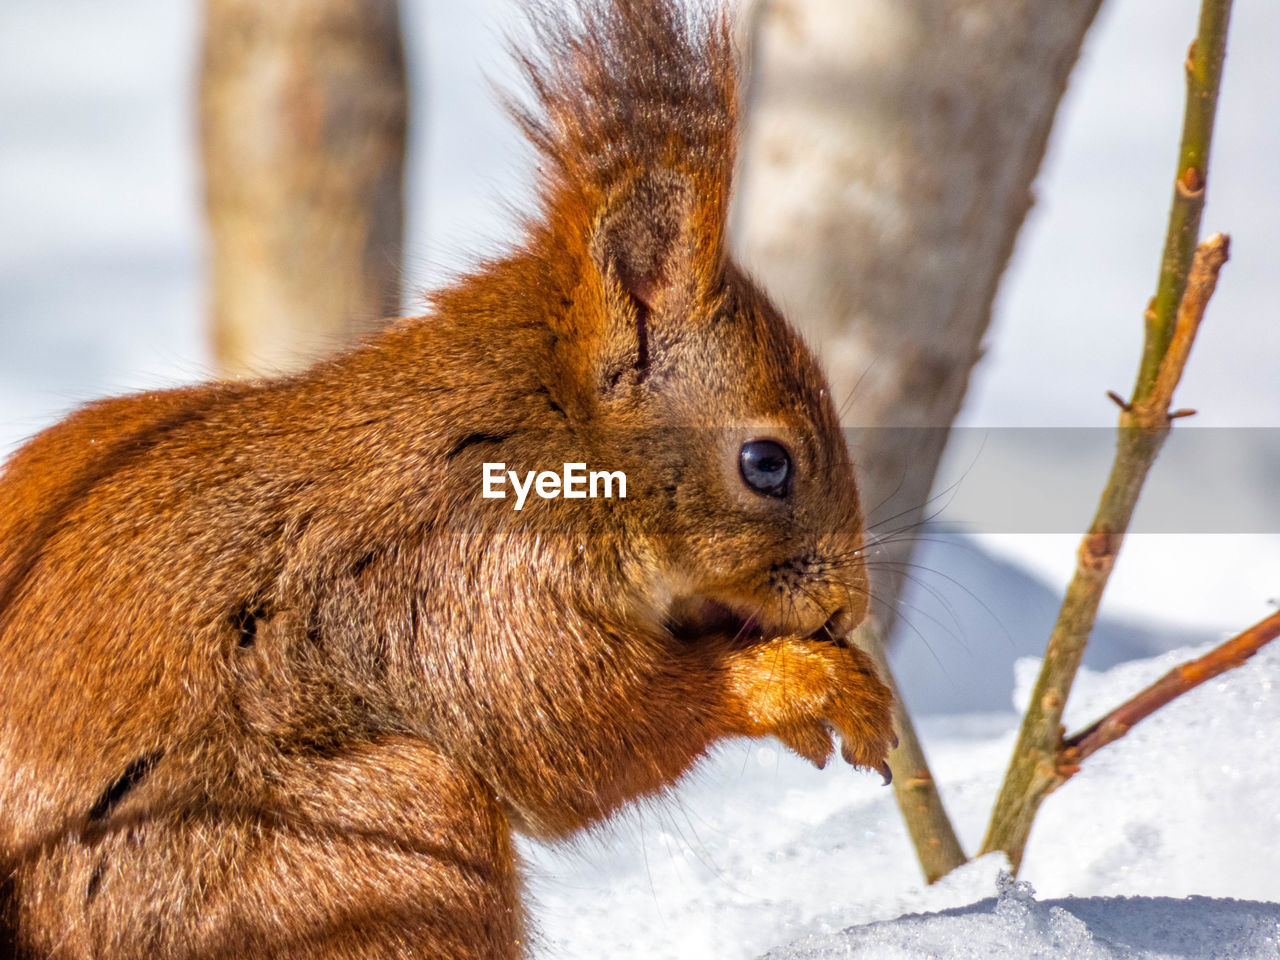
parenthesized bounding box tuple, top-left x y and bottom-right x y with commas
(765, 879, 1280, 960)
(2, 0, 1280, 957)
(525, 641, 1280, 958)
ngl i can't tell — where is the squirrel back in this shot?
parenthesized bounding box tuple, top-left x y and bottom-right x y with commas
(0, 1, 894, 954)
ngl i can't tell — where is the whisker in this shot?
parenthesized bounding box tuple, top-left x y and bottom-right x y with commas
(860, 557, 1011, 650)
(845, 581, 947, 673)
(865, 479, 965, 541)
(836, 354, 880, 421)
(858, 564, 970, 648)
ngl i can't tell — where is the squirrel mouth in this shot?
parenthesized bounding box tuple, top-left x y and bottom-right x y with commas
(666, 597, 850, 647)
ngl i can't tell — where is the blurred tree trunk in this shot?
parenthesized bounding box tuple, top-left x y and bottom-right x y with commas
(200, 0, 407, 379)
(736, 0, 1104, 642)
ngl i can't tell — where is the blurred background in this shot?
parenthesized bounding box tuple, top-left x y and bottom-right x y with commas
(1, 0, 1278, 716)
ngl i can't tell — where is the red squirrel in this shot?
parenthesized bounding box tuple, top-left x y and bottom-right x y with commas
(0, 1, 895, 956)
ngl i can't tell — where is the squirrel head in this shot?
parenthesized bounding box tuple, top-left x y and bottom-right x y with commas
(440, 0, 867, 643)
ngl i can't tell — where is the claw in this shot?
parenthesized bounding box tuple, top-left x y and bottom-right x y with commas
(877, 760, 893, 785)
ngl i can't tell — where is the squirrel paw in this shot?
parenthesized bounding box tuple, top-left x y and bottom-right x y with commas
(727, 636, 895, 777)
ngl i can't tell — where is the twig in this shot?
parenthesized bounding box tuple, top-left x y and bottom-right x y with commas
(857, 617, 967, 884)
(979, 234, 1229, 874)
(1144, 234, 1230, 422)
(979, 0, 1234, 875)
(1134, 0, 1233, 403)
(1058, 608, 1280, 776)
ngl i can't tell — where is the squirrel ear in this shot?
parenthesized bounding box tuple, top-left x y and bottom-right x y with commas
(591, 169, 696, 314)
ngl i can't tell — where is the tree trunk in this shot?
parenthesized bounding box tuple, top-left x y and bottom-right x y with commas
(200, 0, 408, 379)
(735, 0, 1104, 640)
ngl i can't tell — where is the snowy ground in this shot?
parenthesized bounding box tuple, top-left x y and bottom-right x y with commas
(2, 1, 1279, 957)
(527, 641, 1280, 959)
(766, 883, 1280, 960)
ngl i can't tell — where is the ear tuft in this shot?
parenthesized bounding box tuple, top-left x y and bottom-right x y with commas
(593, 170, 693, 311)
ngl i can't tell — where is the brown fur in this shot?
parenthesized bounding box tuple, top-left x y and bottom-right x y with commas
(0, 1, 894, 956)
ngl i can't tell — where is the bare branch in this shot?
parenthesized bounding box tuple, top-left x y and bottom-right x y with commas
(980, 0, 1235, 875)
(1144, 233, 1230, 423)
(857, 618, 967, 884)
(1058, 609, 1280, 776)
(1133, 0, 1233, 402)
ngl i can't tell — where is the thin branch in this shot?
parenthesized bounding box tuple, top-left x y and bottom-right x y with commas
(979, 232, 1230, 874)
(1144, 233, 1230, 421)
(857, 617, 967, 884)
(865, 0, 1236, 884)
(979, 0, 1234, 873)
(1133, 0, 1233, 402)
(1058, 608, 1280, 776)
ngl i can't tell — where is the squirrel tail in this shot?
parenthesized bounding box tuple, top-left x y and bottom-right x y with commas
(505, 0, 738, 298)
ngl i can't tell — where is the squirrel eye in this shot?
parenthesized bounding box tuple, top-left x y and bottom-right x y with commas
(739, 439, 793, 498)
